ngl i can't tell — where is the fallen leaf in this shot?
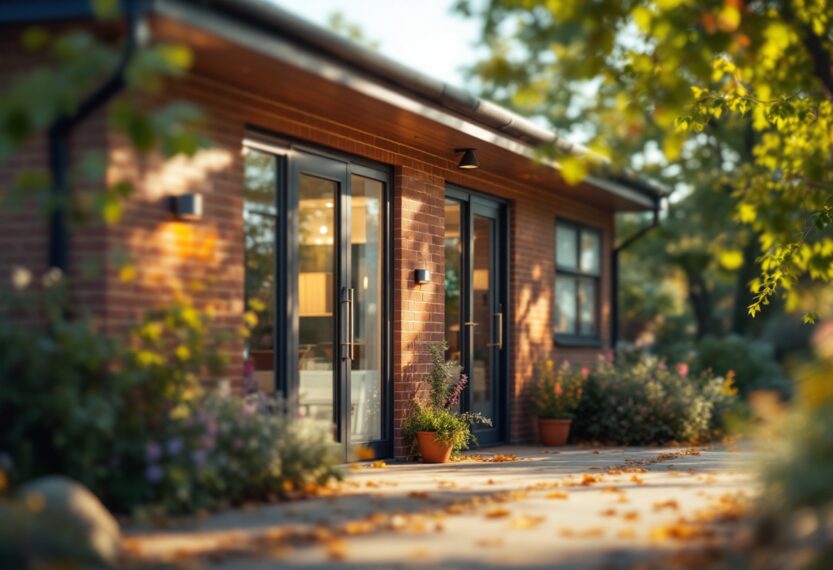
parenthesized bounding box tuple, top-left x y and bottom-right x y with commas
(581, 474, 602, 486)
(653, 499, 680, 512)
(510, 514, 546, 529)
(631, 475, 645, 485)
(623, 511, 640, 521)
(600, 508, 617, 517)
(485, 507, 511, 519)
(546, 491, 569, 500)
(617, 528, 637, 539)
(325, 539, 348, 560)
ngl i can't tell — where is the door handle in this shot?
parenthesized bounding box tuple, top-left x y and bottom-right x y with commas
(487, 306, 503, 350)
(342, 287, 354, 360)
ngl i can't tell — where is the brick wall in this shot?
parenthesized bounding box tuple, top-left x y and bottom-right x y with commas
(0, 31, 109, 322)
(1, 46, 615, 454)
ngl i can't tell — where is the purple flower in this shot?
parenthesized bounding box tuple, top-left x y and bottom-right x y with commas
(192, 449, 207, 469)
(145, 442, 162, 462)
(145, 464, 164, 484)
(445, 373, 469, 408)
(166, 437, 184, 456)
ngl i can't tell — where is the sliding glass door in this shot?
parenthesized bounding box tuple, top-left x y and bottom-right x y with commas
(243, 139, 390, 460)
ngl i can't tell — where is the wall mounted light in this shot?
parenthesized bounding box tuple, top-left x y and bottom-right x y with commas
(455, 147, 480, 170)
(169, 193, 203, 220)
(414, 268, 431, 285)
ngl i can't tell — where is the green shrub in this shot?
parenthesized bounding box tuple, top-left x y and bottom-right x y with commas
(402, 343, 490, 455)
(572, 354, 738, 445)
(754, 344, 833, 568)
(531, 360, 585, 420)
(0, 278, 341, 515)
(693, 334, 791, 397)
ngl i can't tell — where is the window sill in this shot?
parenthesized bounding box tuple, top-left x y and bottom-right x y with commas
(553, 334, 603, 348)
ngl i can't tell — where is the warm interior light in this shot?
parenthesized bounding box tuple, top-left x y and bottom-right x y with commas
(455, 148, 480, 170)
(319, 225, 328, 234)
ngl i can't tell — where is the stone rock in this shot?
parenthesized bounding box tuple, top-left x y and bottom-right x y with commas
(9, 476, 121, 568)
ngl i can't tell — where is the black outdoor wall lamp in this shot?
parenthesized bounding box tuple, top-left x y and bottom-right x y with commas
(414, 268, 431, 285)
(169, 193, 203, 221)
(455, 147, 480, 170)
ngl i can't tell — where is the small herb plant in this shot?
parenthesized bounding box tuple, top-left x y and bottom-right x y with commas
(531, 360, 585, 420)
(402, 343, 491, 454)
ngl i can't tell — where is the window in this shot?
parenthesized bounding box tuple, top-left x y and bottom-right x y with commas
(554, 221, 601, 342)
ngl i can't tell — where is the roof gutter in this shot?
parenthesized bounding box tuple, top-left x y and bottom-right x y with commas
(165, 0, 669, 203)
(611, 199, 662, 352)
(48, 0, 144, 273)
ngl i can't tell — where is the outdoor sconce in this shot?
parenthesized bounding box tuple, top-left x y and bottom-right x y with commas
(169, 193, 203, 221)
(414, 268, 430, 285)
(455, 147, 480, 170)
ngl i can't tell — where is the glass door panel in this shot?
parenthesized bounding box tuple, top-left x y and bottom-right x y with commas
(471, 214, 495, 419)
(297, 173, 337, 436)
(349, 174, 384, 442)
(444, 200, 463, 365)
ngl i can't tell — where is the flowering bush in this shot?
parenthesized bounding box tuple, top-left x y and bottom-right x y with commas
(571, 354, 738, 445)
(401, 343, 491, 455)
(530, 360, 585, 420)
(0, 279, 340, 515)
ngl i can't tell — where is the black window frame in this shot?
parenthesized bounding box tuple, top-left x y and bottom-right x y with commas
(554, 219, 602, 347)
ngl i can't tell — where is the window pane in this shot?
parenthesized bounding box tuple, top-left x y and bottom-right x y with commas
(556, 225, 578, 269)
(578, 278, 597, 336)
(298, 174, 336, 436)
(555, 276, 577, 334)
(444, 201, 463, 365)
(350, 175, 383, 442)
(580, 230, 601, 275)
(243, 148, 277, 394)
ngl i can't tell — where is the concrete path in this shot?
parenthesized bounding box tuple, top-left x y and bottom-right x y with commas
(122, 445, 761, 569)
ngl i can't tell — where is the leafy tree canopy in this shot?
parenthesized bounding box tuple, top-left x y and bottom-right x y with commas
(455, 0, 833, 323)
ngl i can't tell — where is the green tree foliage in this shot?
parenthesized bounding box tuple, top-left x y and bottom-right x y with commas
(0, 4, 206, 230)
(455, 0, 833, 322)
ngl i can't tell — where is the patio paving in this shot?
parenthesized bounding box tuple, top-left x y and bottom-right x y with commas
(122, 444, 761, 569)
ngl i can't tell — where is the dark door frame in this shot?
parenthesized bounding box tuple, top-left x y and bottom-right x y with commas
(445, 184, 510, 445)
(244, 131, 393, 460)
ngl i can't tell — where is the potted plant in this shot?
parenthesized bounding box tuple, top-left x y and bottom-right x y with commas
(532, 360, 585, 446)
(402, 343, 491, 463)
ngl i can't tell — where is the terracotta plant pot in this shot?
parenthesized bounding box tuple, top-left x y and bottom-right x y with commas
(416, 431, 454, 463)
(538, 418, 572, 446)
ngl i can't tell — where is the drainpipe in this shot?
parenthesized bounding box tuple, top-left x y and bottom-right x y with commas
(611, 200, 661, 352)
(48, 0, 143, 272)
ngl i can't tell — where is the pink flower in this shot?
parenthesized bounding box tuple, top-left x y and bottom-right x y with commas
(677, 363, 689, 377)
(580, 367, 590, 379)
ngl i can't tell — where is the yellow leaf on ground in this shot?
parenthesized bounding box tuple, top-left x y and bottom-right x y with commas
(546, 491, 569, 500)
(485, 508, 511, 519)
(653, 499, 680, 511)
(510, 515, 546, 530)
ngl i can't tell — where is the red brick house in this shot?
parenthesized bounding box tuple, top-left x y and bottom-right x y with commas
(0, 0, 664, 459)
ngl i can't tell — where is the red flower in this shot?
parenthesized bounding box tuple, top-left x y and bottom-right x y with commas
(676, 363, 689, 377)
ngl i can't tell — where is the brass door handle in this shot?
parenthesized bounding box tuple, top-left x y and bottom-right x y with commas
(463, 321, 478, 327)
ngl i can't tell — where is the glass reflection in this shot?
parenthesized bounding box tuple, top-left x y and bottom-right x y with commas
(243, 148, 277, 394)
(350, 175, 383, 442)
(444, 201, 463, 364)
(297, 174, 336, 435)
